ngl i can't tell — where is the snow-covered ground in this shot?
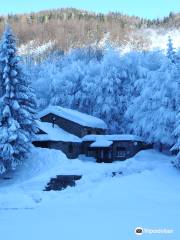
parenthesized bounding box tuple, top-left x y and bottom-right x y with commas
(100, 29, 180, 54)
(18, 40, 55, 56)
(0, 147, 180, 240)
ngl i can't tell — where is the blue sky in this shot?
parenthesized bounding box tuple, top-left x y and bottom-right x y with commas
(0, 0, 179, 19)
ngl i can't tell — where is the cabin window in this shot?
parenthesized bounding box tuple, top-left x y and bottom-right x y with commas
(69, 144, 73, 153)
(87, 130, 91, 135)
(116, 147, 126, 157)
(96, 131, 101, 135)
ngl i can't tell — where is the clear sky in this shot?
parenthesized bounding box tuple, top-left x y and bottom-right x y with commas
(0, 0, 179, 19)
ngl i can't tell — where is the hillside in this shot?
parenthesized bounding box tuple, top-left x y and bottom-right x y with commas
(0, 8, 180, 53)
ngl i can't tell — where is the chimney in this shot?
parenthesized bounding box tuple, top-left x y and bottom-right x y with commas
(52, 117, 56, 128)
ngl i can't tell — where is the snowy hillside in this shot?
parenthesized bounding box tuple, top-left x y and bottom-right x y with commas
(146, 28, 180, 51)
(98, 29, 180, 53)
(18, 28, 180, 57)
(0, 147, 180, 240)
(18, 40, 55, 56)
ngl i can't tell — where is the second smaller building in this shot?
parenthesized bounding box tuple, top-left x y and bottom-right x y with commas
(82, 134, 149, 162)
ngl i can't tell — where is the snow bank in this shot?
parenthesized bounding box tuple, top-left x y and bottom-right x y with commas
(0, 147, 174, 204)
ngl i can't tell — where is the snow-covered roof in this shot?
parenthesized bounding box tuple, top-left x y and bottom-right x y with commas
(90, 140, 113, 148)
(34, 121, 81, 143)
(82, 134, 144, 142)
(38, 106, 107, 130)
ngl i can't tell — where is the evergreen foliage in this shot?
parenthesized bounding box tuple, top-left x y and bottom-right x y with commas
(0, 26, 37, 174)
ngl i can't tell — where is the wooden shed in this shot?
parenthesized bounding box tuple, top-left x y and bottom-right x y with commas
(82, 134, 150, 163)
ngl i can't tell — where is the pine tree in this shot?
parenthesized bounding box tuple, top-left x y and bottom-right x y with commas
(152, 60, 178, 145)
(0, 26, 37, 174)
(173, 112, 180, 168)
(167, 36, 176, 63)
(172, 60, 180, 167)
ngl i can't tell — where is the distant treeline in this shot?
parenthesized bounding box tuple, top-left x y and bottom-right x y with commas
(0, 8, 179, 51)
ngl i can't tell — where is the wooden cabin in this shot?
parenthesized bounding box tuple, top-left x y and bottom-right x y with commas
(33, 106, 150, 162)
(38, 106, 107, 138)
(33, 106, 107, 159)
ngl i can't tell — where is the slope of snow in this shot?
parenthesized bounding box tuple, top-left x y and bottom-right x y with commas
(121, 28, 180, 53)
(98, 29, 180, 53)
(38, 106, 107, 129)
(147, 29, 180, 51)
(18, 40, 55, 56)
(35, 120, 81, 142)
(0, 147, 180, 240)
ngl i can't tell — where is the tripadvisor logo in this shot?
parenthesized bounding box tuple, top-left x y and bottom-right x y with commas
(135, 227, 144, 235)
(134, 226, 174, 235)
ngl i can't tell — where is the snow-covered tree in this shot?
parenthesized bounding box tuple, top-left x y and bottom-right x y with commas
(94, 50, 126, 133)
(172, 112, 180, 168)
(127, 53, 179, 147)
(0, 26, 37, 174)
(26, 41, 179, 140)
(70, 60, 100, 115)
(153, 60, 178, 145)
(167, 36, 176, 63)
(172, 58, 180, 167)
(123, 51, 148, 133)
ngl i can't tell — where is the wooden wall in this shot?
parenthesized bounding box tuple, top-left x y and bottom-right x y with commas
(33, 140, 81, 159)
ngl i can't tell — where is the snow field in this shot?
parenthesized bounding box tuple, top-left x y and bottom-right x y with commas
(0, 147, 180, 240)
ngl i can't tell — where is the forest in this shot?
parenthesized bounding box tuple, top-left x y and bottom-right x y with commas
(25, 36, 180, 161)
(0, 21, 179, 172)
(0, 8, 179, 51)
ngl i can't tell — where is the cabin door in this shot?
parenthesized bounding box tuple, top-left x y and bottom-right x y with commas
(100, 149, 104, 159)
(103, 149, 111, 162)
